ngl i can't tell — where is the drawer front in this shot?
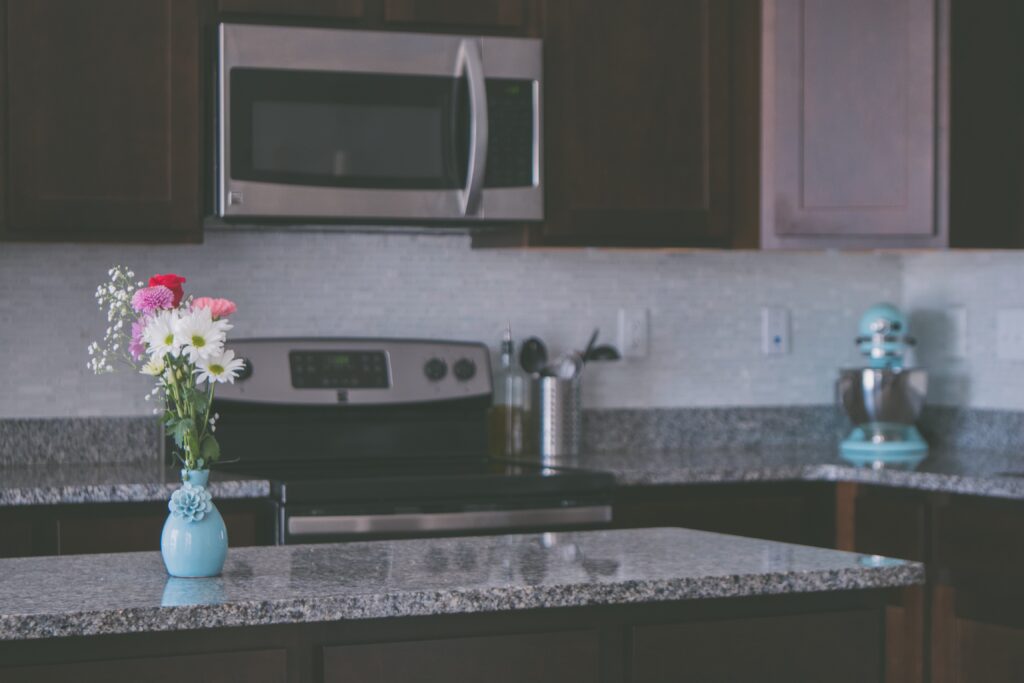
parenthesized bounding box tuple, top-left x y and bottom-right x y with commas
(323, 630, 599, 683)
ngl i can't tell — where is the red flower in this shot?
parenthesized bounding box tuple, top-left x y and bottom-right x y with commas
(148, 273, 186, 307)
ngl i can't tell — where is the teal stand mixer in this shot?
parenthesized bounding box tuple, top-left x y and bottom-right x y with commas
(838, 303, 929, 468)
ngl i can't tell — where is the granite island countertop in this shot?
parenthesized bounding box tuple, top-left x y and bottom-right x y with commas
(0, 527, 922, 641)
(0, 462, 270, 506)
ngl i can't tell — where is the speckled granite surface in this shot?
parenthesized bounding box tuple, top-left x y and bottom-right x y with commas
(0, 527, 922, 641)
(0, 417, 159, 465)
(540, 446, 1024, 499)
(0, 464, 269, 505)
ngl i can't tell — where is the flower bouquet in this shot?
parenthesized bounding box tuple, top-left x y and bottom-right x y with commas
(89, 266, 243, 577)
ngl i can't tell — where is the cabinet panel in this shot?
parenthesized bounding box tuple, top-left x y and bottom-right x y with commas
(5, 0, 202, 242)
(383, 0, 529, 31)
(632, 609, 882, 682)
(322, 630, 599, 682)
(2, 649, 287, 683)
(541, 0, 733, 247)
(217, 0, 365, 20)
(761, 0, 948, 248)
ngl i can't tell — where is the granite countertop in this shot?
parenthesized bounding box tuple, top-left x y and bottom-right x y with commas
(533, 445, 1024, 500)
(0, 527, 922, 641)
(0, 463, 270, 506)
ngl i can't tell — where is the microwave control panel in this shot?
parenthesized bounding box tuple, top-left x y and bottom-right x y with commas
(485, 78, 536, 188)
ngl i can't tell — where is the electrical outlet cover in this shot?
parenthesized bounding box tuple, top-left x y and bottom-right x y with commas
(997, 309, 1024, 360)
(761, 307, 791, 355)
(617, 308, 649, 359)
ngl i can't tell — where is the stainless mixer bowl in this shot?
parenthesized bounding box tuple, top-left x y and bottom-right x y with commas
(837, 368, 928, 426)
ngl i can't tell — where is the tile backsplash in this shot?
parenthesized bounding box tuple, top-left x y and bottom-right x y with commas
(0, 229, 901, 418)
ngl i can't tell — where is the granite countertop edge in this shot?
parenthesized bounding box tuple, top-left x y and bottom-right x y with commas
(0, 563, 924, 642)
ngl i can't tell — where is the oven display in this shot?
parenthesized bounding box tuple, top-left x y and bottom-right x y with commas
(289, 351, 390, 389)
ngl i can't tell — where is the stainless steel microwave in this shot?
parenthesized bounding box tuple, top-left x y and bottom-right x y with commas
(216, 23, 543, 223)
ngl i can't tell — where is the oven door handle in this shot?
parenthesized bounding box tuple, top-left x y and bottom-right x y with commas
(287, 506, 611, 536)
(457, 38, 488, 216)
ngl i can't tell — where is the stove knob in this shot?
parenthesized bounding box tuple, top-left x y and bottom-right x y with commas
(235, 358, 253, 382)
(453, 358, 477, 382)
(423, 357, 448, 382)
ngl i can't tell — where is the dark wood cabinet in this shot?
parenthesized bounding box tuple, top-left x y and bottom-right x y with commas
(760, 0, 948, 249)
(631, 609, 882, 683)
(3, 649, 288, 683)
(529, 0, 739, 248)
(383, 0, 536, 33)
(323, 630, 599, 682)
(218, 0, 366, 20)
(612, 483, 836, 548)
(2, 0, 204, 243)
(836, 484, 929, 683)
(0, 501, 273, 558)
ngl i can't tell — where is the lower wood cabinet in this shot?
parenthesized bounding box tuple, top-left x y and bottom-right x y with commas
(0, 500, 275, 558)
(2, 648, 287, 683)
(631, 609, 882, 683)
(612, 483, 836, 548)
(322, 630, 599, 682)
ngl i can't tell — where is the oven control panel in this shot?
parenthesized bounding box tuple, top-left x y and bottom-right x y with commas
(215, 338, 492, 405)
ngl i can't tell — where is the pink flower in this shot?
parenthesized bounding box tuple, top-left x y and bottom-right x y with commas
(131, 286, 174, 314)
(129, 319, 147, 360)
(191, 297, 237, 320)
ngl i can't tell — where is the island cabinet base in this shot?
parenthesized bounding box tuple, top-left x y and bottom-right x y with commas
(0, 591, 887, 683)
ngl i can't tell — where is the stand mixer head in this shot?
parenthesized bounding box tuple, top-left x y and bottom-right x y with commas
(839, 303, 928, 467)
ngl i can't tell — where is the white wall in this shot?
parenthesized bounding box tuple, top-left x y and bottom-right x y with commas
(903, 251, 1024, 409)
(0, 229, 902, 417)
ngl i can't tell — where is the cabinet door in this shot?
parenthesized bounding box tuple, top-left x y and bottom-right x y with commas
(2, 649, 287, 683)
(4, 0, 203, 242)
(632, 609, 882, 682)
(838, 485, 928, 683)
(322, 630, 599, 682)
(217, 0, 366, 20)
(541, 0, 734, 247)
(383, 0, 531, 32)
(761, 0, 948, 248)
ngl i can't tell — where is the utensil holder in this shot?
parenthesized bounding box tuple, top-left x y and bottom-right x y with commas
(532, 376, 581, 462)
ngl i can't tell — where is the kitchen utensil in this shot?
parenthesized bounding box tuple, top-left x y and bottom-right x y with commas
(547, 352, 584, 380)
(519, 337, 549, 375)
(582, 329, 599, 364)
(586, 345, 621, 362)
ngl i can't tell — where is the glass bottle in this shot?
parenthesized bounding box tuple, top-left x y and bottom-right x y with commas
(489, 326, 527, 457)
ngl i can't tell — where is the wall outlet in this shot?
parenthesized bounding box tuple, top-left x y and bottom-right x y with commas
(617, 308, 649, 359)
(761, 307, 791, 355)
(947, 306, 967, 359)
(997, 308, 1024, 360)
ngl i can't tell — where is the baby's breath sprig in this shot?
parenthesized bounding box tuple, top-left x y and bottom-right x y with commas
(87, 266, 141, 374)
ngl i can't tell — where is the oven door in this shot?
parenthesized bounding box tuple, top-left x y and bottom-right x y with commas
(217, 24, 542, 222)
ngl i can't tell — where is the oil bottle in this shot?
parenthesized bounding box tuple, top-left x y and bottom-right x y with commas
(488, 325, 527, 457)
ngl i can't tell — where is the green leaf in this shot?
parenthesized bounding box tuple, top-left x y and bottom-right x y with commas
(170, 417, 194, 449)
(200, 434, 221, 464)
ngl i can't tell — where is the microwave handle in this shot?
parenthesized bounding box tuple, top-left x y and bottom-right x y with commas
(458, 39, 488, 216)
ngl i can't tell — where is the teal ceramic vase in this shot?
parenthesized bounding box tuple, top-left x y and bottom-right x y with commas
(161, 468, 228, 578)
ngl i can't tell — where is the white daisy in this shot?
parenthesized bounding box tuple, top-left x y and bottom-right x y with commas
(142, 310, 181, 358)
(195, 349, 245, 384)
(173, 307, 232, 362)
(140, 356, 166, 377)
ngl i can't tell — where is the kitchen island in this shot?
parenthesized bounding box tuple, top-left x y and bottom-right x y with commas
(0, 527, 920, 682)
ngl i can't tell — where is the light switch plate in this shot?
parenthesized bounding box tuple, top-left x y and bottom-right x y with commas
(997, 308, 1024, 360)
(761, 307, 791, 355)
(947, 306, 967, 358)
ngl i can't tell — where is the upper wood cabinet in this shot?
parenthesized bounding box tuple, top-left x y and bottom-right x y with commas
(760, 0, 949, 249)
(217, 0, 366, 21)
(383, 0, 537, 34)
(537, 0, 739, 248)
(2, 0, 205, 243)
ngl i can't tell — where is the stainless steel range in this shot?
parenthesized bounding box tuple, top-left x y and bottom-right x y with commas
(211, 338, 612, 544)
